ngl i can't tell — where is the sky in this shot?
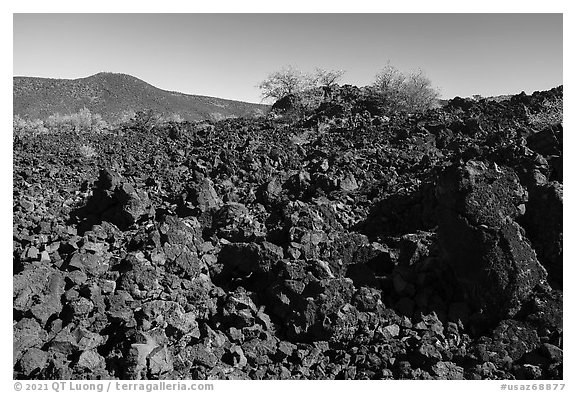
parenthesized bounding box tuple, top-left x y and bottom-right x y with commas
(13, 13, 562, 103)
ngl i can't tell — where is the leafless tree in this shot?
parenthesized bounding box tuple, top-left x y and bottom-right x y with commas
(313, 68, 345, 88)
(257, 66, 314, 102)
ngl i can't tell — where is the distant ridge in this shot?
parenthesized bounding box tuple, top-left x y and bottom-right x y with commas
(13, 72, 269, 122)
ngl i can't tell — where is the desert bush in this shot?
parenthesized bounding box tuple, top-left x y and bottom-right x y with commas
(126, 109, 162, 132)
(161, 113, 185, 123)
(371, 63, 440, 114)
(91, 112, 109, 132)
(45, 108, 109, 134)
(209, 112, 238, 122)
(525, 97, 563, 130)
(116, 110, 137, 125)
(116, 110, 187, 130)
(78, 143, 97, 159)
(13, 115, 48, 139)
(14, 109, 109, 141)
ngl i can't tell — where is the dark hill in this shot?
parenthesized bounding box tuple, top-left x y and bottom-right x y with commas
(13, 72, 269, 122)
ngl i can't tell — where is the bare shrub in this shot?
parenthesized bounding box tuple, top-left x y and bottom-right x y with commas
(161, 113, 185, 123)
(258, 66, 315, 102)
(312, 68, 345, 88)
(258, 66, 346, 104)
(371, 62, 440, 114)
(126, 109, 162, 132)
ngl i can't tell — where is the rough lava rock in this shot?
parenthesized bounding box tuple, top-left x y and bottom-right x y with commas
(436, 161, 548, 319)
(13, 85, 562, 380)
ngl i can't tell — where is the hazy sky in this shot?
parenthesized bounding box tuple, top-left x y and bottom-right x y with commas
(13, 13, 562, 103)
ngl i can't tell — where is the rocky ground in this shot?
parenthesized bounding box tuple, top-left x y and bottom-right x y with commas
(13, 85, 563, 380)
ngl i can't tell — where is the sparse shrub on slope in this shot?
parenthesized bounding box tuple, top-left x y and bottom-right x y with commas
(161, 112, 185, 123)
(123, 109, 162, 132)
(44, 107, 109, 134)
(13, 115, 48, 139)
(13, 109, 108, 164)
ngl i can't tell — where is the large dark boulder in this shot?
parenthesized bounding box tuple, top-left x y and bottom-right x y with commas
(77, 169, 153, 231)
(436, 161, 548, 319)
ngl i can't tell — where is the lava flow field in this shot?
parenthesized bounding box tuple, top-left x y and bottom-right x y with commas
(13, 85, 563, 380)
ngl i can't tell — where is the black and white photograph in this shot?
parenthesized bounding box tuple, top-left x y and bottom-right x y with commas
(9, 7, 566, 388)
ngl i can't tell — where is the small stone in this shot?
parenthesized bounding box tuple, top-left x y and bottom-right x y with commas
(255, 308, 273, 330)
(20, 199, 35, 212)
(383, 324, 400, 337)
(195, 178, 222, 212)
(64, 288, 80, 303)
(70, 297, 94, 317)
(149, 346, 173, 376)
(400, 316, 413, 328)
(414, 321, 428, 330)
(151, 251, 167, 266)
(541, 343, 563, 362)
(227, 327, 244, 342)
(277, 341, 296, 358)
(77, 349, 106, 370)
(229, 344, 248, 368)
(83, 241, 108, 255)
(47, 241, 60, 253)
(431, 361, 464, 379)
(67, 270, 88, 285)
(19, 348, 48, 375)
(27, 246, 39, 260)
(340, 173, 359, 192)
(68, 252, 110, 276)
(418, 342, 443, 361)
(100, 279, 116, 294)
(187, 343, 218, 368)
(52, 326, 104, 354)
(516, 364, 542, 379)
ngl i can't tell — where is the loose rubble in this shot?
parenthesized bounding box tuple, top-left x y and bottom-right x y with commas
(13, 85, 562, 380)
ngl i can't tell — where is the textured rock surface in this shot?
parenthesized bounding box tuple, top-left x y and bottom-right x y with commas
(436, 161, 548, 319)
(13, 85, 562, 380)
